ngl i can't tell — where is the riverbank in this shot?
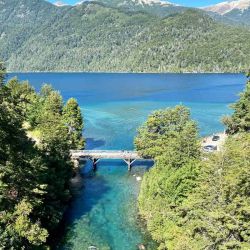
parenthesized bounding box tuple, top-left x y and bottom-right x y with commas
(8, 72, 243, 249)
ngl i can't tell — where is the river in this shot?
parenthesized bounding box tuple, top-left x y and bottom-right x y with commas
(8, 73, 245, 250)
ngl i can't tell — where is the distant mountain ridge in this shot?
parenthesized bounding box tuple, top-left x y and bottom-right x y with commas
(203, 0, 250, 15)
(202, 0, 250, 25)
(1, 0, 250, 72)
(78, 0, 177, 6)
(74, 0, 188, 17)
(51, 0, 250, 24)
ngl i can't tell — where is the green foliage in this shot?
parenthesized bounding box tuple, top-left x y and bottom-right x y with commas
(6, 77, 37, 118)
(0, 62, 6, 86)
(139, 133, 250, 249)
(13, 200, 48, 246)
(93, 0, 188, 17)
(223, 76, 250, 134)
(136, 105, 201, 249)
(138, 83, 250, 249)
(0, 67, 48, 248)
(172, 133, 250, 249)
(139, 159, 202, 249)
(135, 105, 200, 163)
(0, 64, 84, 248)
(1, 1, 250, 72)
(63, 98, 85, 149)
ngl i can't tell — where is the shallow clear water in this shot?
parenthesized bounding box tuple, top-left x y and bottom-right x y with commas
(9, 73, 245, 249)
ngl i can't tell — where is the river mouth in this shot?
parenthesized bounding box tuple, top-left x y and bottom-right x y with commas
(60, 160, 156, 250)
(7, 72, 245, 249)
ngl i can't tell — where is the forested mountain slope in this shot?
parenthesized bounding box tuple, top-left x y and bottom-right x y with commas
(89, 0, 189, 17)
(1, 0, 250, 72)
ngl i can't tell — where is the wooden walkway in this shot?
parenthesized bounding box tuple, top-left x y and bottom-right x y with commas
(70, 150, 146, 171)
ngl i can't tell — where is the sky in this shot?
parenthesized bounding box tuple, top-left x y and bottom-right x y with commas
(48, 0, 226, 7)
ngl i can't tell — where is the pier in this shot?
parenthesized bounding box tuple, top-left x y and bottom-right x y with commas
(70, 150, 146, 171)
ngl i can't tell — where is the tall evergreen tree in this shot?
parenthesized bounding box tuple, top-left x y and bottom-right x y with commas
(63, 98, 85, 149)
(223, 75, 250, 134)
(0, 65, 85, 248)
(0, 66, 48, 248)
(0, 62, 6, 86)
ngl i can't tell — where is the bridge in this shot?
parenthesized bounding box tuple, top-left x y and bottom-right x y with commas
(70, 150, 148, 171)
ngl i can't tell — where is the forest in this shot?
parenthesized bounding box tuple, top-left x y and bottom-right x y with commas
(1, 0, 250, 72)
(0, 62, 84, 248)
(135, 75, 250, 249)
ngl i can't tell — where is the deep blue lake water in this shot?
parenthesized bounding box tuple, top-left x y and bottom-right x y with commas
(8, 73, 245, 249)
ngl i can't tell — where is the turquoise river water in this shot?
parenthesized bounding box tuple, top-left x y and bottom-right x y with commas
(8, 73, 246, 250)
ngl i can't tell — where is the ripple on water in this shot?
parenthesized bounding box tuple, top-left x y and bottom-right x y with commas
(9, 73, 244, 250)
(60, 160, 156, 250)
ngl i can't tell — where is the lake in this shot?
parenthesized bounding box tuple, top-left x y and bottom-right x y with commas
(8, 73, 245, 249)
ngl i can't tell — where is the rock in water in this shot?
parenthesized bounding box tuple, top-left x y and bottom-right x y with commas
(138, 243, 146, 250)
(136, 176, 142, 181)
(88, 246, 97, 250)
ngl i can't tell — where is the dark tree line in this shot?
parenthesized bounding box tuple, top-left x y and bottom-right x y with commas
(0, 62, 84, 248)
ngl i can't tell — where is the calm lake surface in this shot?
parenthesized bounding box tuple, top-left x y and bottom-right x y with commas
(8, 73, 245, 249)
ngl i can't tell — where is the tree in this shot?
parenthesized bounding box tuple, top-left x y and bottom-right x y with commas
(223, 75, 250, 134)
(6, 77, 36, 119)
(37, 90, 73, 232)
(0, 69, 84, 248)
(134, 105, 200, 163)
(136, 105, 201, 249)
(138, 95, 250, 249)
(0, 70, 49, 248)
(139, 158, 202, 250)
(0, 62, 6, 86)
(40, 84, 54, 98)
(63, 98, 85, 149)
(171, 133, 250, 250)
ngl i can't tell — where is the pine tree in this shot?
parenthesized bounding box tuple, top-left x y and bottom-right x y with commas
(0, 68, 49, 248)
(223, 75, 250, 134)
(63, 98, 85, 149)
(0, 67, 85, 248)
(0, 62, 6, 86)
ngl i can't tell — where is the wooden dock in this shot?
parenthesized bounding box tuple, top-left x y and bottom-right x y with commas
(70, 150, 146, 171)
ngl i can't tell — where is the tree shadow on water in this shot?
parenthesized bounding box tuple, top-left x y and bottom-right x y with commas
(55, 160, 154, 249)
(55, 160, 111, 249)
(132, 160, 154, 171)
(66, 172, 111, 222)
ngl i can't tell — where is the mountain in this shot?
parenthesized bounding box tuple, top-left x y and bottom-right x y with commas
(203, 0, 250, 15)
(0, 0, 250, 72)
(54, 1, 69, 6)
(203, 0, 250, 25)
(80, 0, 189, 17)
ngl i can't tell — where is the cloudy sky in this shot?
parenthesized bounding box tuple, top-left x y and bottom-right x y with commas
(48, 0, 225, 7)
